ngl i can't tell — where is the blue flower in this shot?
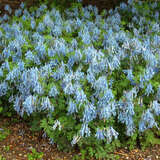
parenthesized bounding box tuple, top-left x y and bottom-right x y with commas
(32, 32, 43, 43)
(18, 61, 24, 71)
(63, 82, 75, 95)
(74, 69, 84, 81)
(25, 50, 35, 61)
(4, 4, 12, 14)
(40, 64, 52, 78)
(49, 86, 59, 97)
(22, 15, 27, 21)
(145, 83, 154, 96)
(37, 23, 45, 32)
(23, 9, 30, 17)
(9, 95, 14, 103)
(151, 23, 159, 32)
(15, 9, 22, 17)
(75, 88, 87, 105)
(6, 68, 20, 82)
(52, 26, 62, 37)
(95, 129, 105, 140)
(20, 2, 25, 9)
(155, 11, 159, 21)
(2, 48, 11, 59)
(94, 76, 108, 92)
(52, 120, 61, 131)
(110, 55, 120, 70)
(65, 23, 72, 33)
(43, 14, 53, 28)
(151, 2, 157, 8)
(52, 63, 65, 80)
(74, 49, 82, 62)
(77, 0, 82, 2)
(68, 100, 78, 114)
(83, 103, 96, 123)
(0, 68, 3, 77)
(80, 123, 91, 137)
(86, 71, 95, 85)
(31, 19, 36, 29)
(153, 35, 160, 47)
(54, 39, 66, 56)
(2, 61, 10, 71)
(24, 30, 29, 36)
(35, 42, 46, 59)
(98, 104, 112, 120)
(48, 138, 54, 145)
(92, 27, 100, 41)
(13, 96, 21, 114)
(104, 127, 118, 143)
(139, 121, 146, 133)
(3, 14, 9, 21)
(120, 2, 127, 10)
(156, 87, 160, 100)
(36, 10, 41, 18)
(79, 29, 91, 45)
(23, 95, 37, 116)
(109, 79, 114, 88)
(71, 39, 78, 49)
(143, 67, 155, 81)
(139, 75, 145, 89)
(152, 100, 160, 116)
(75, 18, 82, 28)
(117, 100, 135, 135)
(139, 109, 158, 132)
(0, 30, 3, 38)
(41, 97, 54, 112)
(123, 69, 134, 82)
(48, 48, 56, 57)
(67, 57, 75, 70)
(84, 10, 90, 19)
(33, 82, 43, 95)
(126, 117, 135, 136)
(98, 89, 114, 105)
(124, 88, 137, 102)
(0, 82, 8, 97)
(39, 4, 47, 12)
(34, 55, 41, 65)
(71, 135, 81, 146)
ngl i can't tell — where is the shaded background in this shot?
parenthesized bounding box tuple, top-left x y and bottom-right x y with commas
(0, 0, 127, 15)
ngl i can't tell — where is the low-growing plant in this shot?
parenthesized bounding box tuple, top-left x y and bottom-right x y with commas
(0, 128, 10, 141)
(0, 155, 6, 160)
(3, 145, 10, 152)
(0, 0, 160, 159)
(27, 148, 43, 160)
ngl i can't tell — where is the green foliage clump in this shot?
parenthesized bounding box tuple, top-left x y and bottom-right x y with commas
(27, 148, 43, 160)
(0, 0, 160, 159)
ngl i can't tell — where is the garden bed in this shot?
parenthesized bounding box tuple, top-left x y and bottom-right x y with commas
(0, 117, 75, 160)
(0, 117, 160, 160)
(0, 0, 160, 159)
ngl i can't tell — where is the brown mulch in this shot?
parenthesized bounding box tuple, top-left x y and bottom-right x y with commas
(0, 117, 160, 160)
(0, 117, 76, 160)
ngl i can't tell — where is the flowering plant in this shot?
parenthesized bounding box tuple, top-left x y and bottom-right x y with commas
(0, 0, 160, 159)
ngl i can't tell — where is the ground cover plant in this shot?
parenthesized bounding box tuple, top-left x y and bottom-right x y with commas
(0, 128, 10, 142)
(27, 148, 44, 160)
(0, 0, 160, 159)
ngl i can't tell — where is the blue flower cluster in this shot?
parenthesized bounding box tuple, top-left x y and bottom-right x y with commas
(0, 0, 160, 146)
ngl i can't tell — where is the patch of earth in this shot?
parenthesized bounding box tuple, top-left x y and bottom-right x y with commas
(0, 117, 160, 160)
